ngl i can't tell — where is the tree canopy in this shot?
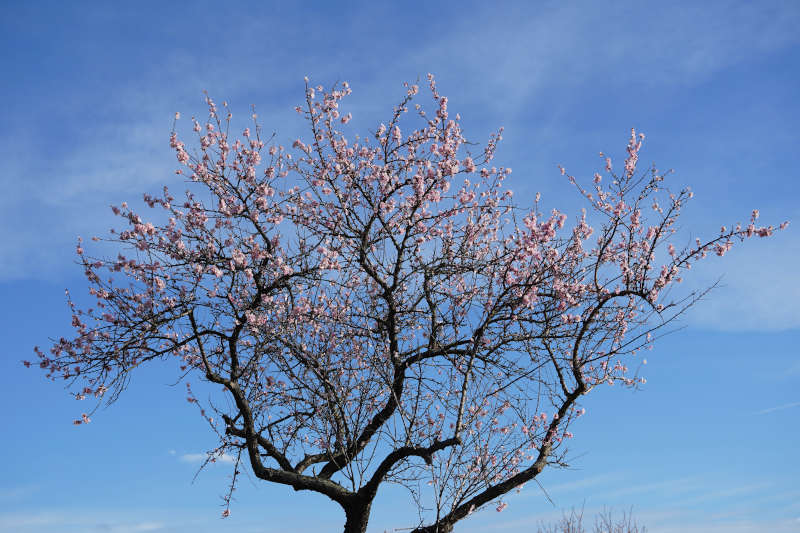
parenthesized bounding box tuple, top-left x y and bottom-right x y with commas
(30, 75, 785, 533)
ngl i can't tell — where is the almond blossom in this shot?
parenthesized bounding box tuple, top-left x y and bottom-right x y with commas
(29, 75, 786, 533)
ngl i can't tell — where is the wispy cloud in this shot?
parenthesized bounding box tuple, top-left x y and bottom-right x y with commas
(599, 476, 702, 501)
(756, 401, 800, 415)
(179, 452, 236, 464)
(544, 473, 621, 495)
(95, 522, 165, 533)
(671, 482, 772, 508)
(0, 511, 165, 532)
(644, 517, 800, 533)
(681, 235, 800, 332)
(401, 2, 800, 112)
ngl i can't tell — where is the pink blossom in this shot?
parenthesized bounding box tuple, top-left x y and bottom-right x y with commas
(462, 157, 476, 173)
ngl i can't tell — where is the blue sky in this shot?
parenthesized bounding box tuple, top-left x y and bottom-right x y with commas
(1, 1, 798, 532)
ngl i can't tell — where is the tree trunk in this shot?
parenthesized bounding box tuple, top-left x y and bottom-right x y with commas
(343, 501, 372, 533)
(410, 523, 454, 533)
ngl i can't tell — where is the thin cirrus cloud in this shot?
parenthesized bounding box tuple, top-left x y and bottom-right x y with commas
(756, 401, 800, 415)
(640, 519, 800, 533)
(680, 236, 800, 331)
(0, 511, 165, 533)
(670, 482, 773, 509)
(178, 452, 237, 465)
(398, 2, 800, 111)
(541, 473, 620, 495)
(94, 522, 165, 533)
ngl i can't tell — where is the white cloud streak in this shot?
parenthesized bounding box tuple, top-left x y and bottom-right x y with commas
(179, 452, 236, 464)
(756, 401, 800, 415)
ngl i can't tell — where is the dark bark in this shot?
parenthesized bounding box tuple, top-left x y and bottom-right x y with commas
(411, 523, 455, 533)
(343, 500, 373, 533)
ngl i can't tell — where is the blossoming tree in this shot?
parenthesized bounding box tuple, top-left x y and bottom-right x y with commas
(31, 75, 785, 533)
